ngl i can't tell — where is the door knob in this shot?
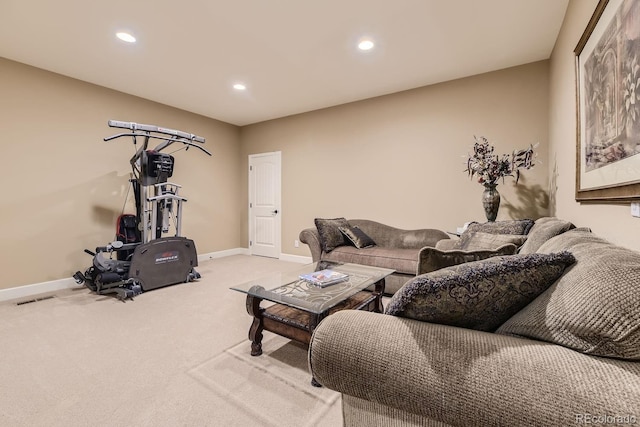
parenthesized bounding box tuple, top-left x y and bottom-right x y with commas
(272, 209, 279, 214)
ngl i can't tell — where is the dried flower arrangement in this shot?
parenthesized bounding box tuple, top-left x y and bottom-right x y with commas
(465, 136, 537, 186)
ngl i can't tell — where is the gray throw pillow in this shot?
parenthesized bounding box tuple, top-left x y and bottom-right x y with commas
(339, 225, 376, 249)
(314, 217, 349, 252)
(386, 252, 576, 332)
(497, 228, 640, 360)
(518, 217, 575, 254)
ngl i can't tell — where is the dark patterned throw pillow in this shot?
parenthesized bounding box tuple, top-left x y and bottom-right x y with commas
(469, 219, 535, 235)
(339, 225, 376, 249)
(314, 217, 350, 252)
(452, 219, 535, 249)
(385, 251, 576, 332)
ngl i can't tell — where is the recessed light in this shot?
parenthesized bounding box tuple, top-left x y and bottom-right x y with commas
(358, 39, 375, 51)
(233, 83, 247, 91)
(116, 32, 136, 43)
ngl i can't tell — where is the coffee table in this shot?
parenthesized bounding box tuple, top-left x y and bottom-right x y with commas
(231, 262, 394, 378)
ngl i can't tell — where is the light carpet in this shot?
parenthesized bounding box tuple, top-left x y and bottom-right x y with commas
(189, 334, 340, 427)
(0, 255, 343, 427)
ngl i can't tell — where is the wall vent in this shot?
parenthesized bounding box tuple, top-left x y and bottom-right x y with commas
(16, 295, 55, 306)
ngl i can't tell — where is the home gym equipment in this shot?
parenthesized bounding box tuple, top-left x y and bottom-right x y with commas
(73, 120, 211, 300)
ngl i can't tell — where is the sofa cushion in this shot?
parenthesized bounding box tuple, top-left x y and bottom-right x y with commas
(460, 232, 527, 251)
(518, 217, 575, 254)
(322, 246, 418, 275)
(452, 219, 534, 249)
(419, 244, 517, 273)
(339, 225, 376, 249)
(314, 217, 349, 252)
(385, 252, 576, 332)
(496, 228, 640, 360)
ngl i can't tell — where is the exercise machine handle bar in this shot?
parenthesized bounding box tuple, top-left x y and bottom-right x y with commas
(103, 120, 212, 157)
(88, 241, 140, 255)
(108, 120, 205, 143)
(147, 193, 188, 202)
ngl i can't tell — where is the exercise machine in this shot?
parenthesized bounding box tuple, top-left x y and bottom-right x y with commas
(73, 120, 211, 300)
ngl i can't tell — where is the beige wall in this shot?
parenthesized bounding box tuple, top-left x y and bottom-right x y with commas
(549, 0, 640, 251)
(241, 61, 551, 257)
(0, 58, 243, 289)
(8, 0, 633, 292)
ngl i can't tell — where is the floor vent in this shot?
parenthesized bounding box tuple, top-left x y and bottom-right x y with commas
(16, 295, 55, 306)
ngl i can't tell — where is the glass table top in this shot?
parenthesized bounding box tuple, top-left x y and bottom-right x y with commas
(230, 262, 394, 314)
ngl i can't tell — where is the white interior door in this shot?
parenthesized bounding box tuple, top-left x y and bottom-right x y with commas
(249, 152, 281, 258)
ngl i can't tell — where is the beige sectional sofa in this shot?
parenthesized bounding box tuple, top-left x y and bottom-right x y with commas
(308, 218, 640, 426)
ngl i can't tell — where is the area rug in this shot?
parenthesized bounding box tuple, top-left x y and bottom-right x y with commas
(188, 334, 340, 427)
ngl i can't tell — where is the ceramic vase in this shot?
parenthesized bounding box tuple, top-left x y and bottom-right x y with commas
(482, 183, 500, 222)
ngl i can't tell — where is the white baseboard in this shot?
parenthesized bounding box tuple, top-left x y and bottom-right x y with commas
(197, 247, 250, 262)
(199, 250, 310, 264)
(1, 247, 250, 304)
(199, 248, 310, 265)
(280, 253, 312, 264)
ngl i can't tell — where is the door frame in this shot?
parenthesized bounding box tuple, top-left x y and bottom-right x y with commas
(248, 151, 282, 257)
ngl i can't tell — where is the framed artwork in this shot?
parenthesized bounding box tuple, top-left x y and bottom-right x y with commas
(574, 0, 640, 202)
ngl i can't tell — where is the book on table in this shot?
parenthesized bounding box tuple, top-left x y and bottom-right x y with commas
(299, 269, 349, 287)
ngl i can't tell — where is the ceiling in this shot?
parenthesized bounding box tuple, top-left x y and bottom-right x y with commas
(0, 0, 569, 126)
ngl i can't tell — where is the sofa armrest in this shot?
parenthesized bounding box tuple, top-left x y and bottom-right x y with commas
(299, 228, 322, 261)
(417, 243, 517, 274)
(309, 311, 640, 426)
(434, 238, 459, 250)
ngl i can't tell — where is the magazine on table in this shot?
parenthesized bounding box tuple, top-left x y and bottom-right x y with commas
(299, 269, 349, 287)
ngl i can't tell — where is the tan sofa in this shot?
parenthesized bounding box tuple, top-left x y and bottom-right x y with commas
(308, 220, 640, 426)
(300, 219, 526, 295)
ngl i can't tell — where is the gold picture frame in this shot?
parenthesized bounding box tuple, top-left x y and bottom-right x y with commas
(574, 0, 640, 202)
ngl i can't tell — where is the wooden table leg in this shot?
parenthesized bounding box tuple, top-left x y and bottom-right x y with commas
(373, 278, 386, 313)
(308, 312, 326, 332)
(246, 295, 264, 356)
